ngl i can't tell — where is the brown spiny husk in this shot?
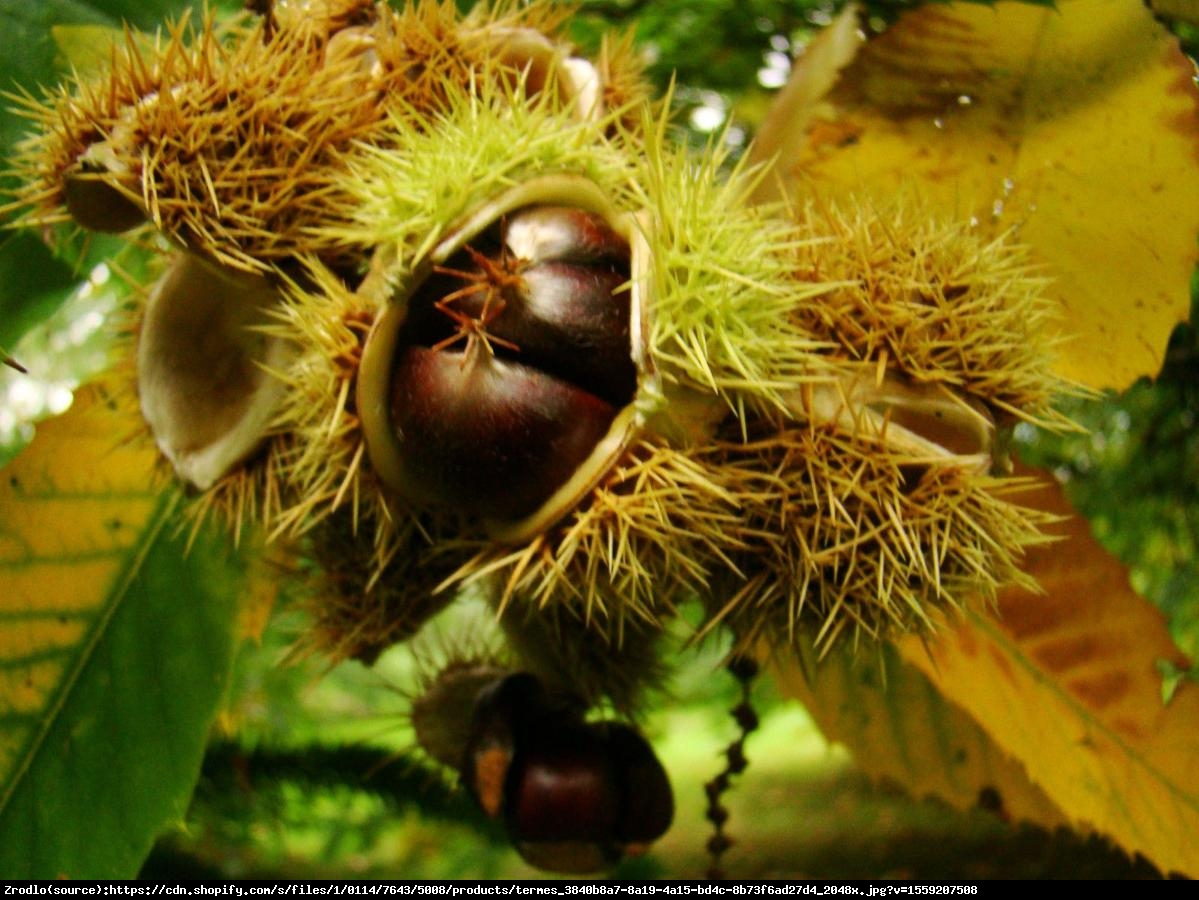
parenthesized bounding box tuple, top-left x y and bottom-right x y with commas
(788, 196, 1075, 427)
(6, 0, 645, 272)
(255, 261, 377, 541)
(296, 505, 470, 665)
(696, 424, 1057, 652)
(436, 192, 1074, 652)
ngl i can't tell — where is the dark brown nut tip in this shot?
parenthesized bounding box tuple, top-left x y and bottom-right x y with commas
(63, 171, 147, 233)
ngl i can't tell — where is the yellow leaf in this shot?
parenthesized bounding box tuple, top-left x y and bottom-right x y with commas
(0, 388, 162, 792)
(773, 643, 1068, 832)
(749, 3, 862, 190)
(896, 476, 1199, 877)
(757, 0, 1199, 390)
(1149, 0, 1199, 27)
(50, 26, 156, 79)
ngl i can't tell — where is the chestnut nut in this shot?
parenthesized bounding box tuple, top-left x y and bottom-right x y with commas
(461, 673, 674, 874)
(385, 203, 638, 521)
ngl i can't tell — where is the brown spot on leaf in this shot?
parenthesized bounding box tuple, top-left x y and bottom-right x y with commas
(807, 119, 864, 152)
(1031, 632, 1117, 674)
(1067, 669, 1132, 712)
(1111, 717, 1148, 743)
(986, 641, 1016, 685)
(1162, 43, 1199, 166)
(998, 591, 1069, 640)
(954, 622, 979, 657)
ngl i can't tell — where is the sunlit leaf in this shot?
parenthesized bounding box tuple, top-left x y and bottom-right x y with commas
(0, 388, 247, 877)
(894, 475, 1199, 878)
(773, 643, 1069, 831)
(755, 0, 1199, 389)
(51, 25, 142, 77)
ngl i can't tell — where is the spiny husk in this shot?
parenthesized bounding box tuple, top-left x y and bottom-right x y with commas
(327, 90, 840, 425)
(295, 505, 469, 665)
(449, 441, 756, 631)
(5, 6, 238, 234)
(185, 443, 290, 545)
(255, 261, 378, 541)
(592, 28, 654, 132)
(281, 82, 1075, 652)
(321, 75, 646, 262)
(7, 0, 643, 272)
(632, 127, 837, 424)
(788, 196, 1077, 428)
(435, 185, 1075, 650)
(697, 426, 1059, 653)
(258, 78, 649, 548)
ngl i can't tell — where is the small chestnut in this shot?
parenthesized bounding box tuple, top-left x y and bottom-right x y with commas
(460, 673, 674, 874)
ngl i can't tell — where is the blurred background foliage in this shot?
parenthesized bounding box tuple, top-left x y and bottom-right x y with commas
(1, 0, 1196, 880)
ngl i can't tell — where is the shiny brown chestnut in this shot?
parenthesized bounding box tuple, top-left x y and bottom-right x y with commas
(461, 672, 674, 874)
(389, 346, 618, 520)
(63, 167, 147, 234)
(357, 176, 646, 533)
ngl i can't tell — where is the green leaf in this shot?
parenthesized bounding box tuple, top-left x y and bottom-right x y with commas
(0, 389, 247, 878)
(0, 232, 76, 352)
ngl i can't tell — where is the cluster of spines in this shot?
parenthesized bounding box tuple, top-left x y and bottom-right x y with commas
(5, 5, 235, 232)
(235, 71, 658, 645)
(7, 0, 1079, 659)
(788, 196, 1076, 428)
(699, 427, 1057, 651)
(324, 73, 646, 261)
(633, 127, 838, 424)
(294, 505, 471, 665)
(435, 188, 1073, 650)
(446, 417, 1057, 653)
(6, 0, 627, 273)
(256, 262, 378, 541)
(449, 440, 755, 631)
(590, 29, 654, 135)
